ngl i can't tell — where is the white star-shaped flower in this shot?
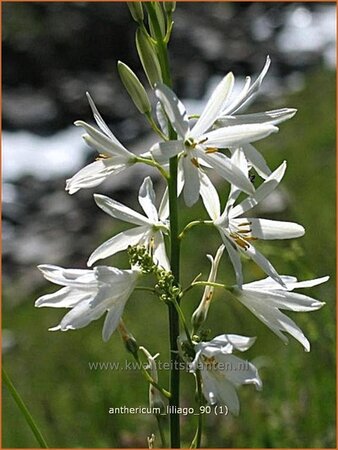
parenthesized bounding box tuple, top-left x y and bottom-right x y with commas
(35, 264, 140, 342)
(66, 93, 136, 194)
(203, 149, 305, 287)
(233, 275, 328, 351)
(88, 176, 170, 270)
(151, 69, 280, 206)
(190, 334, 262, 415)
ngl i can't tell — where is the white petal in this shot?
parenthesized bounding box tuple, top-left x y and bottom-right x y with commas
(102, 301, 127, 342)
(242, 143, 271, 179)
(226, 56, 271, 115)
(138, 177, 158, 222)
(231, 218, 305, 240)
(199, 171, 221, 220)
(287, 276, 330, 290)
(152, 232, 170, 271)
(38, 265, 97, 288)
(182, 155, 200, 207)
(151, 140, 185, 164)
(66, 159, 127, 194)
(94, 194, 151, 226)
(225, 149, 249, 210)
(220, 232, 243, 287)
(244, 244, 285, 287)
(213, 376, 240, 415)
(86, 92, 125, 145)
(35, 287, 91, 308)
(190, 72, 235, 138)
(199, 150, 254, 195)
(158, 187, 169, 220)
(87, 226, 150, 267)
(202, 123, 278, 148)
(231, 161, 287, 218)
(217, 108, 297, 127)
(94, 266, 139, 289)
(155, 83, 189, 138)
(74, 120, 132, 158)
(156, 101, 169, 136)
(221, 76, 251, 116)
(208, 334, 256, 352)
(243, 276, 297, 290)
(217, 354, 262, 390)
(56, 298, 107, 331)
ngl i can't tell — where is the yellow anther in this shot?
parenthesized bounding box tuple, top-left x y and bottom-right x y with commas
(95, 153, 110, 160)
(205, 147, 218, 154)
(191, 157, 200, 168)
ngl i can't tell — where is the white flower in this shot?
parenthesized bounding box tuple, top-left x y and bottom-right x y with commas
(191, 244, 225, 331)
(66, 93, 136, 194)
(190, 334, 262, 415)
(203, 149, 305, 287)
(151, 70, 280, 206)
(88, 176, 170, 270)
(234, 275, 328, 352)
(35, 264, 139, 342)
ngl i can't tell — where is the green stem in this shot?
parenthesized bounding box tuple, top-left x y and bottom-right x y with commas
(179, 220, 213, 240)
(2, 368, 49, 448)
(145, 5, 181, 446)
(190, 371, 203, 449)
(134, 355, 172, 399)
(156, 414, 168, 448)
(134, 156, 169, 180)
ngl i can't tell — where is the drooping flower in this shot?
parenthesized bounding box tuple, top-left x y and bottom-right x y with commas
(35, 264, 139, 342)
(66, 93, 136, 194)
(191, 244, 225, 332)
(190, 334, 262, 415)
(203, 149, 305, 287)
(151, 70, 280, 206)
(88, 176, 170, 270)
(233, 275, 328, 351)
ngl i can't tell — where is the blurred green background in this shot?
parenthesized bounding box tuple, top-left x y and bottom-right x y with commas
(2, 2, 336, 448)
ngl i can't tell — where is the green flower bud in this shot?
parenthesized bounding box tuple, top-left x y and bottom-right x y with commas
(148, 2, 166, 39)
(117, 61, 151, 114)
(164, 2, 176, 13)
(136, 28, 162, 87)
(127, 2, 144, 23)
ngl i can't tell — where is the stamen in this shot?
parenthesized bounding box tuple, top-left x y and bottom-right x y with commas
(191, 157, 200, 168)
(205, 147, 218, 154)
(95, 153, 110, 160)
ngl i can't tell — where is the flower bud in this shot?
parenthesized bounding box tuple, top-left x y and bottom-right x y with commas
(118, 320, 139, 356)
(136, 28, 162, 87)
(118, 61, 151, 114)
(148, 2, 166, 39)
(164, 2, 176, 13)
(191, 245, 225, 333)
(140, 346, 166, 414)
(127, 2, 144, 23)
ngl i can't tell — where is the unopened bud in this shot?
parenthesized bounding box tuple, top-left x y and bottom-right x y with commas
(149, 2, 166, 39)
(164, 2, 176, 13)
(139, 346, 166, 414)
(127, 2, 144, 23)
(118, 61, 151, 114)
(118, 320, 139, 356)
(136, 28, 162, 87)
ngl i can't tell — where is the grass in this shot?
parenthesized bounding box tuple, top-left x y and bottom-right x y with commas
(2, 68, 336, 448)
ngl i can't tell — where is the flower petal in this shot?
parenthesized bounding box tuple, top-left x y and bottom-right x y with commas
(151, 140, 185, 164)
(226, 148, 249, 210)
(155, 83, 189, 138)
(102, 301, 127, 342)
(190, 72, 234, 138)
(156, 101, 169, 135)
(231, 160, 287, 218)
(35, 287, 92, 308)
(287, 276, 330, 290)
(182, 155, 200, 207)
(217, 108, 297, 127)
(217, 354, 262, 390)
(74, 120, 132, 158)
(53, 298, 107, 332)
(244, 244, 285, 287)
(66, 159, 127, 194)
(152, 232, 170, 270)
(207, 334, 256, 352)
(199, 171, 221, 220)
(199, 149, 254, 195)
(87, 226, 150, 267)
(138, 177, 158, 222)
(38, 265, 97, 288)
(202, 123, 278, 148)
(242, 143, 271, 179)
(220, 232, 244, 287)
(158, 187, 169, 220)
(94, 194, 151, 226)
(232, 218, 305, 240)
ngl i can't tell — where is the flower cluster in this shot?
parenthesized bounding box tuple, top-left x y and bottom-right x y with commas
(36, 11, 328, 426)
